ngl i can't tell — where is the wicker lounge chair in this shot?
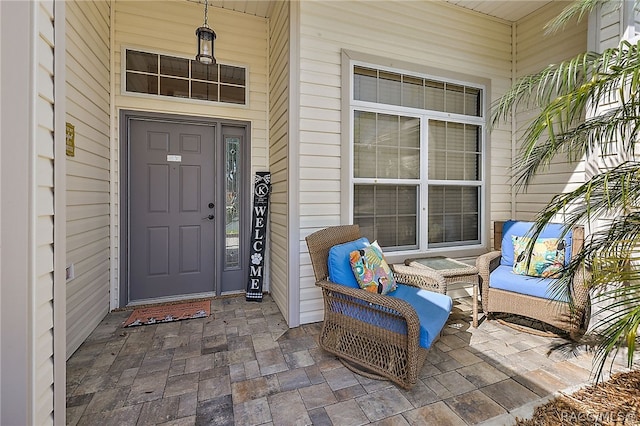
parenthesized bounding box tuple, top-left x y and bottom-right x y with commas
(476, 220, 590, 338)
(305, 225, 452, 389)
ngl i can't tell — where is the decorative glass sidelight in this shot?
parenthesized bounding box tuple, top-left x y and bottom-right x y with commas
(225, 136, 241, 268)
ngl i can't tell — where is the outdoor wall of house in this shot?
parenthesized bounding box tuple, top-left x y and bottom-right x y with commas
(1, 1, 61, 423)
(597, 0, 634, 51)
(512, 2, 588, 221)
(295, 1, 515, 324)
(34, 2, 57, 421)
(111, 1, 269, 305)
(585, 2, 638, 330)
(268, 1, 291, 322)
(587, 2, 636, 182)
(65, 0, 111, 358)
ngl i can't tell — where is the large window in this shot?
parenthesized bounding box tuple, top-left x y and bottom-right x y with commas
(351, 65, 484, 251)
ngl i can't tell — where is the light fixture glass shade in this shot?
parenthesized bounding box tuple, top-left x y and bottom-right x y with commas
(196, 26, 216, 65)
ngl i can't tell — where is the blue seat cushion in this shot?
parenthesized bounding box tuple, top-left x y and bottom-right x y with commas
(500, 220, 573, 267)
(388, 284, 453, 349)
(327, 237, 370, 288)
(489, 265, 568, 302)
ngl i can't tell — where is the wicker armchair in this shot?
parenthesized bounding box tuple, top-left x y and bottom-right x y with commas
(476, 221, 590, 338)
(305, 225, 450, 389)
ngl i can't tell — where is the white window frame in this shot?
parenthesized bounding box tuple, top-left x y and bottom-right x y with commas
(344, 51, 489, 256)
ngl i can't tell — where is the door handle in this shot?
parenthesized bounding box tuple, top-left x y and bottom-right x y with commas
(202, 214, 214, 221)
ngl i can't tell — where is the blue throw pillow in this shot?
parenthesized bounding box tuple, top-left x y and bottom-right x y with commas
(327, 237, 370, 288)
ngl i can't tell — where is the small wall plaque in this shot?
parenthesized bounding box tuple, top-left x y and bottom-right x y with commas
(167, 155, 182, 162)
(65, 122, 75, 157)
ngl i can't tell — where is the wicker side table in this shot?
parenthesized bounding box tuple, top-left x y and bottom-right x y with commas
(405, 256, 480, 327)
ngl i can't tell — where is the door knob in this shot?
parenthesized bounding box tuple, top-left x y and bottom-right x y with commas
(202, 214, 214, 221)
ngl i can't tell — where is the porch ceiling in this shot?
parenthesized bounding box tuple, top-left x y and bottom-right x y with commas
(193, 0, 555, 22)
(189, 0, 274, 18)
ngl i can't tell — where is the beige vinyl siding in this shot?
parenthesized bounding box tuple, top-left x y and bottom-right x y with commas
(634, 1, 640, 36)
(1, 1, 60, 423)
(513, 2, 588, 221)
(65, 0, 111, 357)
(586, 3, 628, 234)
(268, 1, 290, 321)
(113, 1, 268, 157)
(599, 1, 626, 50)
(112, 1, 268, 304)
(634, 2, 640, 37)
(594, 4, 626, 172)
(35, 2, 56, 423)
(296, 0, 513, 324)
(585, 2, 636, 331)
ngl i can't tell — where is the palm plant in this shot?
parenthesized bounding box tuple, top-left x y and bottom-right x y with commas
(492, 0, 640, 381)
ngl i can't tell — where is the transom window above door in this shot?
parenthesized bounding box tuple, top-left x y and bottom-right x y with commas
(349, 61, 486, 252)
(124, 49, 246, 105)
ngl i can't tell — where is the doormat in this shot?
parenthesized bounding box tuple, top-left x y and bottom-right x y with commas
(123, 300, 211, 327)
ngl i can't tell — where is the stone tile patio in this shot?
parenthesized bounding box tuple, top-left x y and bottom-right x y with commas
(66, 295, 632, 425)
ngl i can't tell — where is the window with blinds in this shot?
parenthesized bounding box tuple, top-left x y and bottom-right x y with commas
(351, 64, 484, 250)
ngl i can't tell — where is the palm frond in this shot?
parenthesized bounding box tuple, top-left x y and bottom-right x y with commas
(544, 0, 612, 34)
(491, 0, 640, 381)
(529, 213, 640, 382)
(493, 41, 640, 149)
(520, 163, 640, 231)
(491, 51, 599, 127)
(589, 305, 640, 381)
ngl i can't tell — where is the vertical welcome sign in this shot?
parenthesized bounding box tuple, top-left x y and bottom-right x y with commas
(246, 172, 271, 301)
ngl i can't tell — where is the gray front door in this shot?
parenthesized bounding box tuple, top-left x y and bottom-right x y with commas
(129, 119, 216, 302)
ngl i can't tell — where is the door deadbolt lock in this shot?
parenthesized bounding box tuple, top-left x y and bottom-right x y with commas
(208, 202, 215, 209)
(202, 214, 214, 221)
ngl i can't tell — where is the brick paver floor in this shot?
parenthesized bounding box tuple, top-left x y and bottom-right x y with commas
(66, 295, 634, 425)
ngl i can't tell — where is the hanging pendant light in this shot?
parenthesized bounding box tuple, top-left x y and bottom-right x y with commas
(195, 0, 216, 65)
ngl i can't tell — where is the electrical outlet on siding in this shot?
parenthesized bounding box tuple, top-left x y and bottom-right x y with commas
(66, 263, 75, 281)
